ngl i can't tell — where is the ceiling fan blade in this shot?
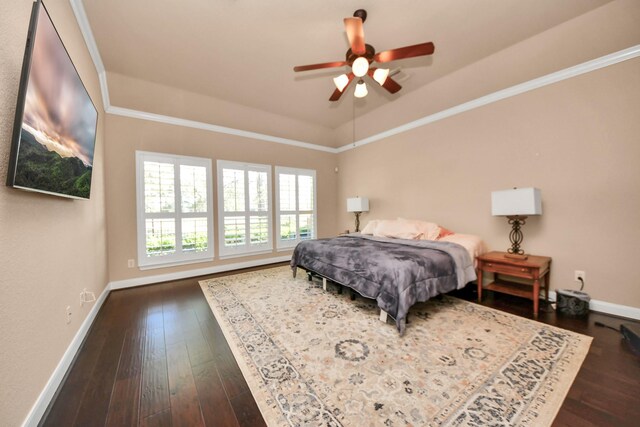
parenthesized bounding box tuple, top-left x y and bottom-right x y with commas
(293, 61, 347, 72)
(329, 88, 345, 102)
(367, 69, 402, 94)
(329, 72, 355, 102)
(381, 76, 402, 94)
(344, 17, 366, 55)
(374, 42, 435, 63)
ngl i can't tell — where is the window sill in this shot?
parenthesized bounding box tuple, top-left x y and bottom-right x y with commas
(138, 256, 214, 271)
(218, 249, 274, 260)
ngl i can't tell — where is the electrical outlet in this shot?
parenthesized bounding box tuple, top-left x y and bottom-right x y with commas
(127, 259, 135, 268)
(65, 305, 72, 324)
(574, 270, 586, 283)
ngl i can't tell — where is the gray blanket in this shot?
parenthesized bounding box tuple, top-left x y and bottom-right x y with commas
(290, 234, 476, 334)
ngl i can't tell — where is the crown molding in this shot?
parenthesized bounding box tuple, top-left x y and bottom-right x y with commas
(70, 0, 639, 155)
(106, 106, 338, 153)
(69, 0, 109, 110)
(68, 0, 337, 153)
(336, 44, 640, 152)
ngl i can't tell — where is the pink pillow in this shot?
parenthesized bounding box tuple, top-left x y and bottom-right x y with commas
(437, 227, 455, 239)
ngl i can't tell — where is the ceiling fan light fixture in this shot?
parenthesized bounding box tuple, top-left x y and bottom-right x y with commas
(352, 57, 369, 77)
(333, 74, 350, 92)
(354, 80, 368, 98)
(373, 68, 390, 86)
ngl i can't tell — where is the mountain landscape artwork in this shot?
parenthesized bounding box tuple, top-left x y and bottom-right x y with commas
(10, 2, 97, 199)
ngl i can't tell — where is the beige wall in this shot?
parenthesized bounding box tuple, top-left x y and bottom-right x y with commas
(1, 0, 637, 423)
(0, 0, 107, 425)
(107, 71, 336, 148)
(336, 0, 640, 308)
(334, 0, 640, 147)
(105, 113, 338, 282)
(337, 57, 640, 307)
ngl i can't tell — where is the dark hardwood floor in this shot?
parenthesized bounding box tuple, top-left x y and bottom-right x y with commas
(41, 264, 640, 426)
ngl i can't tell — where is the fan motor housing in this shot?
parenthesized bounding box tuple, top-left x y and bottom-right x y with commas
(346, 44, 376, 65)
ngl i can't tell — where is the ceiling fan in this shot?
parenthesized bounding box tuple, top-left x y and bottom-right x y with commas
(293, 9, 435, 101)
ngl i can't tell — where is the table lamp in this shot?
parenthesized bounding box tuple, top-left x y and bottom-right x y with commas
(347, 197, 369, 232)
(491, 188, 541, 260)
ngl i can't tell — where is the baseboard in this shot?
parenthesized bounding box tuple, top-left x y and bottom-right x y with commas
(21, 255, 291, 425)
(548, 290, 640, 320)
(23, 262, 635, 426)
(109, 255, 292, 290)
(20, 283, 111, 427)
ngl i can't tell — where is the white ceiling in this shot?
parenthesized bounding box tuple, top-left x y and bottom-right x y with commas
(83, 0, 612, 129)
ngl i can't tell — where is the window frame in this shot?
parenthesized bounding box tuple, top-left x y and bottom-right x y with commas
(135, 151, 214, 269)
(275, 166, 317, 250)
(217, 160, 273, 258)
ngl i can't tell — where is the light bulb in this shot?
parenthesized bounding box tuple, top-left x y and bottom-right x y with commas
(333, 74, 350, 92)
(352, 57, 369, 77)
(373, 68, 390, 86)
(354, 80, 368, 98)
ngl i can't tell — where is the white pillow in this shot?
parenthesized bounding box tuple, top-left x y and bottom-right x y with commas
(373, 219, 423, 240)
(397, 218, 441, 240)
(360, 220, 379, 235)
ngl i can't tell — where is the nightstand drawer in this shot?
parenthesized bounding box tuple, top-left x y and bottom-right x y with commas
(483, 262, 532, 277)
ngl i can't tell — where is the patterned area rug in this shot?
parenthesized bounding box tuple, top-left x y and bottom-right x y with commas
(199, 267, 591, 426)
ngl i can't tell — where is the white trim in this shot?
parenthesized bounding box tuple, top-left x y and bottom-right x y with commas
(69, 0, 334, 153)
(20, 284, 111, 427)
(20, 255, 291, 426)
(69, 0, 109, 111)
(138, 256, 214, 271)
(107, 106, 337, 153)
(219, 249, 274, 260)
(548, 290, 640, 320)
(336, 44, 640, 152)
(275, 167, 318, 249)
(217, 160, 273, 258)
(98, 71, 110, 110)
(135, 151, 215, 269)
(109, 255, 291, 290)
(70, 0, 640, 154)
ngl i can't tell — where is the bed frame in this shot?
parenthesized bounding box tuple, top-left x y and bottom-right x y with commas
(298, 266, 399, 325)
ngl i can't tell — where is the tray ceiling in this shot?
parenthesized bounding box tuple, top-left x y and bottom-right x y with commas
(82, 0, 612, 129)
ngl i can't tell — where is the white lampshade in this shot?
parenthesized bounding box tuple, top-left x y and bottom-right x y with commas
(491, 188, 542, 216)
(352, 57, 369, 77)
(333, 74, 350, 92)
(373, 68, 389, 85)
(354, 80, 368, 98)
(347, 197, 369, 213)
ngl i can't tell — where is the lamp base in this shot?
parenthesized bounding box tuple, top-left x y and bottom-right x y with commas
(504, 253, 528, 261)
(354, 212, 362, 233)
(506, 215, 528, 257)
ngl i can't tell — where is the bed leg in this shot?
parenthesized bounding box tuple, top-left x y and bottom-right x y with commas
(350, 289, 356, 301)
(379, 310, 388, 323)
(338, 285, 343, 294)
(322, 277, 327, 291)
(307, 271, 312, 281)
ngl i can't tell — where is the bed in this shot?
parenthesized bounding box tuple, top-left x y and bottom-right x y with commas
(291, 232, 481, 335)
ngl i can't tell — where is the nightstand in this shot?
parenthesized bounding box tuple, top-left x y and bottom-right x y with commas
(476, 251, 552, 318)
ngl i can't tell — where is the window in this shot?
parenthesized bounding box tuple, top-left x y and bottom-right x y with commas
(136, 151, 213, 269)
(275, 167, 316, 249)
(217, 160, 272, 257)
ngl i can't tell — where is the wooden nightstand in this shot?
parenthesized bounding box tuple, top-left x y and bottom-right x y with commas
(476, 251, 552, 318)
